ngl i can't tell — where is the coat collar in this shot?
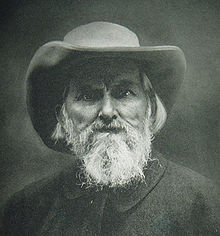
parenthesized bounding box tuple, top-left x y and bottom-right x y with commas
(59, 150, 167, 213)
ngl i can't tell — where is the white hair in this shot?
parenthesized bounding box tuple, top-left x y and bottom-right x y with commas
(140, 73, 167, 135)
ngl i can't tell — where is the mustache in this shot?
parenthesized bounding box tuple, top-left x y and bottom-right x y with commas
(91, 119, 129, 134)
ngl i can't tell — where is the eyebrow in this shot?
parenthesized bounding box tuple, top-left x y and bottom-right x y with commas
(75, 83, 104, 91)
(111, 80, 139, 88)
(73, 79, 139, 92)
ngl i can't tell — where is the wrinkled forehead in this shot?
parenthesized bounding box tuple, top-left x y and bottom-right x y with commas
(70, 58, 141, 88)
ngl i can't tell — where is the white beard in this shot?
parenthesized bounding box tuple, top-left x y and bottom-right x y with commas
(56, 107, 153, 189)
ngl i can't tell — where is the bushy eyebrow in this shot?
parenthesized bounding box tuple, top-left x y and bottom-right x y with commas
(111, 80, 140, 88)
(75, 84, 104, 92)
(73, 79, 140, 92)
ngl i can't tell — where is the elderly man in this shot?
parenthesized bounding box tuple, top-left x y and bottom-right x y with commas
(3, 22, 220, 235)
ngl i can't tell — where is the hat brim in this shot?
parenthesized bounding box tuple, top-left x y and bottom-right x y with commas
(26, 41, 186, 151)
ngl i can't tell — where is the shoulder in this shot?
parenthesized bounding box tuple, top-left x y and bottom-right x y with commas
(153, 153, 220, 233)
(2, 171, 62, 235)
(164, 157, 219, 198)
(154, 150, 219, 196)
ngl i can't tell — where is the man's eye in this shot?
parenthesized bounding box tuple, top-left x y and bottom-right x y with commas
(80, 94, 93, 101)
(112, 89, 135, 99)
(76, 90, 102, 101)
(77, 93, 94, 101)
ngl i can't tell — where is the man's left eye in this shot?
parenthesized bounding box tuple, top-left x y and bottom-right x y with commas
(112, 89, 135, 99)
(121, 90, 131, 97)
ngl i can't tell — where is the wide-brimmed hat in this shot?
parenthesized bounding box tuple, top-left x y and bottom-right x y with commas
(26, 21, 186, 151)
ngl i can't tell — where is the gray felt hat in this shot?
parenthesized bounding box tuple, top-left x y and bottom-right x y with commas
(26, 22, 186, 151)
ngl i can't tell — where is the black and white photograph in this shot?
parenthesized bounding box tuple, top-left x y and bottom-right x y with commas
(0, 0, 219, 235)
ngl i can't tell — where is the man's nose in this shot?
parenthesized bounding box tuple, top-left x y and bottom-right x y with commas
(99, 94, 117, 124)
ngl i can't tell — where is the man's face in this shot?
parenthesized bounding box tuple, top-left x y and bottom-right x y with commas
(65, 58, 149, 132)
(59, 58, 153, 188)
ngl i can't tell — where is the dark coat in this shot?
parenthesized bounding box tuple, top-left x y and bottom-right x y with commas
(2, 152, 220, 235)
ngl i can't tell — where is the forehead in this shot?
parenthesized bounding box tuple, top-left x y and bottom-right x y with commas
(70, 58, 141, 88)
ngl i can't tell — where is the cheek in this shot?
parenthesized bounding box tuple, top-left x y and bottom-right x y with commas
(66, 102, 100, 130)
(117, 99, 148, 128)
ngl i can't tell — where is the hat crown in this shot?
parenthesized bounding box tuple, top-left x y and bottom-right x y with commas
(64, 22, 140, 47)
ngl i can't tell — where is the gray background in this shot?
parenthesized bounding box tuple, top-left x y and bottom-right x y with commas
(0, 0, 219, 207)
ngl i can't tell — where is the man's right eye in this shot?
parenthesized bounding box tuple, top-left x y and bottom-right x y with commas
(76, 93, 93, 101)
(76, 90, 102, 102)
(79, 93, 94, 101)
